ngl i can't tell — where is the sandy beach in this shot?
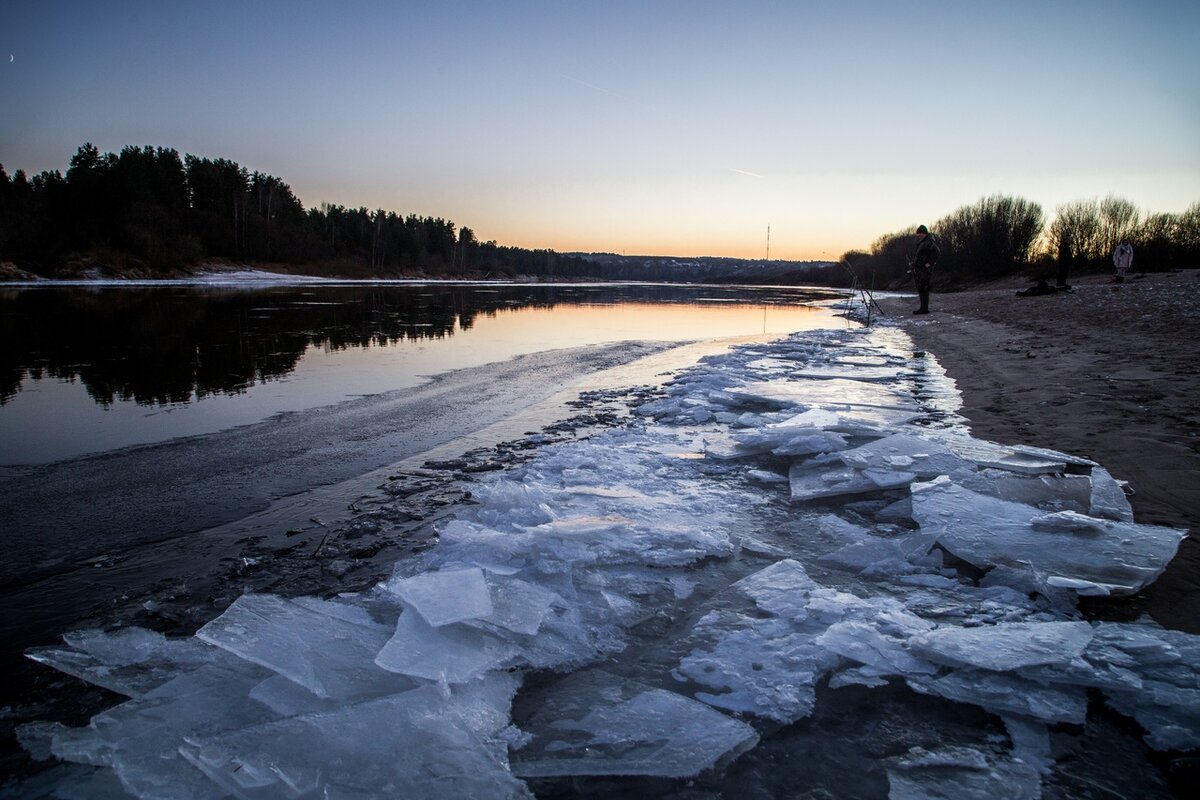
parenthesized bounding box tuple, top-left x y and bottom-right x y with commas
(877, 270, 1200, 633)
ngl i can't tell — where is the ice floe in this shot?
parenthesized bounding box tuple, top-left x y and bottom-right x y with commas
(18, 324, 1197, 798)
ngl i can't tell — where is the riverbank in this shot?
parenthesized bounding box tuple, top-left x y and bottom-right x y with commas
(876, 269, 1200, 633)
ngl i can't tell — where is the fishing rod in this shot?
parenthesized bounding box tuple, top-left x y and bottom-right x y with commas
(828, 252, 884, 326)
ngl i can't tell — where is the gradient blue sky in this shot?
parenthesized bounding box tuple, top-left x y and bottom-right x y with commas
(3, 1, 1197, 260)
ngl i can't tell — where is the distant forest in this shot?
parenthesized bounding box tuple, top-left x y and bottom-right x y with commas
(0, 143, 605, 280)
(2, 144, 1196, 287)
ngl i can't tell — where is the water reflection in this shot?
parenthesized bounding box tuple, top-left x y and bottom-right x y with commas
(0, 283, 841, 463)
(1, 284, 835, 408)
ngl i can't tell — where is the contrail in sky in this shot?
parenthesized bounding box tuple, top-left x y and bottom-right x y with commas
(561, 74, 627, 100)
(729, 168, 766, 179)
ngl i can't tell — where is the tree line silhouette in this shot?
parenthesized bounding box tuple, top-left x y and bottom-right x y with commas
(2, 144, 1196, 287)
(838, 193, 1200, 291)
(0, 144, 598, 279)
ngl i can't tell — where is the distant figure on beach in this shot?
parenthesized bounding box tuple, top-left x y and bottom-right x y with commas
(1056, 233, 1073, 289)
(910, 225, 940, 315)
(1113, 241, 1134, 284)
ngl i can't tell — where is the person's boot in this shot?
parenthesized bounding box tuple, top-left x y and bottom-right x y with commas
(912, 307, 929, 315)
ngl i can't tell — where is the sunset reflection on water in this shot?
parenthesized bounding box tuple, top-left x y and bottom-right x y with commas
(0, 284, 844, 464)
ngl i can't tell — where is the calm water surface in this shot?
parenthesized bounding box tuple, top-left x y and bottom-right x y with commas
(0, 282, 842, 464)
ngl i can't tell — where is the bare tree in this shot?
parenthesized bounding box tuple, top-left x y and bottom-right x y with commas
(1098, 195, 1140, 258)
(1047, 199, 1102, 262)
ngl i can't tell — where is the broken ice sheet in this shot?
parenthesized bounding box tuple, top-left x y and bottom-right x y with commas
(196, 594, 410, 701)
(48, 664, 276, 799)
(1087, 622, 1200, 751)
(676, 611, 833, 722)
(511, 671, 757, 778)
(912, 479, 1185, 595)
(26, 627, 232, 699)
(182, 680, 530, 799)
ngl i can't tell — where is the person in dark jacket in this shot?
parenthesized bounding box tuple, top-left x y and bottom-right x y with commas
(910, 224, 939, 314)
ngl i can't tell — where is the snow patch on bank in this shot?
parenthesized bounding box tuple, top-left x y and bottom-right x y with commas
(18, 325, 1197, 798)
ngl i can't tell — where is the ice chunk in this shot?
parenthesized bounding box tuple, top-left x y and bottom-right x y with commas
(1089, 466, 1134, 521)
(908, 621, 1093, 671)
(196, 594, 407, 700)
(717, 426, 847, 459)
(772, 429, 850, 456)
(814, 620, 938, 676)
(1003, 716, 1055, 775)
(26, 628, 229, 699)
(49, 665, 277, 799)
(837, 433, 970, 479)
(512, 671, 757, 778)
(793, 365, 905, 382)
(945, 437, 1094, 476)
(248, 674, 340, 716)
(888, 746, 1042, 800)
(789, 456, 920, 502)
(679, 563, 929, 723)
(960, 470, 1093, 512)
(1089, 622, 1200, 750)
(728, 558, 817, 615)
(817, 529, 939, 575)
(677, 613, 833, 722)
(375, 608, 519, 683)
(182, 682, 530, 799)
(385, 566, 494, 626)
(768, 407, 843, 430)
(909, 669, 1088, 724)
(731, 378, 918, 411)
(472, 574, 560, 636)
(1030, 510, 1118, 533)
(912, 480, 1185, 595)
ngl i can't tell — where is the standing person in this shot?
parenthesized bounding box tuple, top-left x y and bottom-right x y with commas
(1056, 233, 1073, 289)
(1113, 241, 1134, 283)
(910, 224, 940, 314)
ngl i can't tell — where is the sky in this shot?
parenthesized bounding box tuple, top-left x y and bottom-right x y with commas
(2, 1, 1197, 261)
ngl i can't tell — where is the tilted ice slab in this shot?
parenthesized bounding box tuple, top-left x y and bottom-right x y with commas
(25, 627, 241, 700)
(912, 478, 1186, 595)
(383, 567, 494, 626)
(181, 676, 530, 799)
(196, 594, 413, 701)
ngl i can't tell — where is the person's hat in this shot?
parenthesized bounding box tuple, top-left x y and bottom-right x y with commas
(916, 225, 929, 234)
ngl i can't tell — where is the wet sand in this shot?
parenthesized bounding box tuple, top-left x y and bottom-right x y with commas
(877, 269, 1200, 633)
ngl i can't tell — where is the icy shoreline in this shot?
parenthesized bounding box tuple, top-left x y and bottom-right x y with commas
(16, 324, 1198, 798)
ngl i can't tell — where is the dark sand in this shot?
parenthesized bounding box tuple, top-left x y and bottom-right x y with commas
(878, 270, 1200, 633)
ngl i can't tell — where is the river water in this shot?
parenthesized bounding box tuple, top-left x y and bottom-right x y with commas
(0, 282, 840, 465)
(0, 281, 845, 725)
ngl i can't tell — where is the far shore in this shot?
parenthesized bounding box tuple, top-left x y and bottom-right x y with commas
(877, 269, 1200, 633)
